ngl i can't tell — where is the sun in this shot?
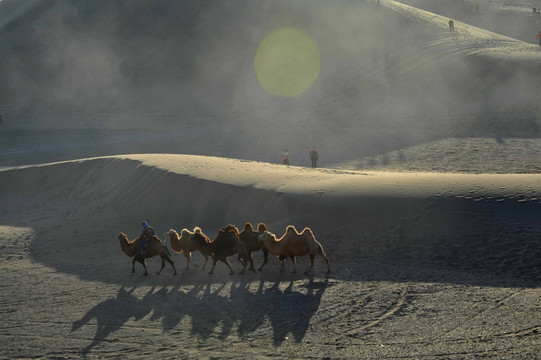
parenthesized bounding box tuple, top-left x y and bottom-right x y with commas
(254, 27, 320, 97)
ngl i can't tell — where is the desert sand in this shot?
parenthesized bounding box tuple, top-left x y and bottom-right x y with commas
(1, 0, 541, 359)
(1, 154, 540, 359)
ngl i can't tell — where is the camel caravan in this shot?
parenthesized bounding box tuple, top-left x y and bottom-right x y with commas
(117, 222, 331, 276)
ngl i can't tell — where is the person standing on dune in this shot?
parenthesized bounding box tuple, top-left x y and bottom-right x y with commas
(537, 30, 541, 46)
(310, 146, 319, 168)
(448, 19, 455, 33)
(282, 149, 290, 165)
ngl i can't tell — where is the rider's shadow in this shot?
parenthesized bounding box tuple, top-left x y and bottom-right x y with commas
(71, 286, 152, 355)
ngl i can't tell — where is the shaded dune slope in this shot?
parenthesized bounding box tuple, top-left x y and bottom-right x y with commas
(1, 154, 540, 286)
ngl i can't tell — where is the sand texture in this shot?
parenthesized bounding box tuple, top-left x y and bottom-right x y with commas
(1, 154, 541, 359)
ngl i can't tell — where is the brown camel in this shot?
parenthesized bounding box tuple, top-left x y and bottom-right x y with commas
(258, 225, 331, 274)
(165, 227, 212, 270)
(238, 222, 269, 273)
(117, 232, 177, 276)
(206, 225, 250, 275)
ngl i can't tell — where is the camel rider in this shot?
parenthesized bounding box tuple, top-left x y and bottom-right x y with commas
(139, 222, 155, 255)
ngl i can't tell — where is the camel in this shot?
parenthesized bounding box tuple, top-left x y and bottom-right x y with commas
(238, 222, 269, 273)
(258, 225, 331, 274)
(165, 227, 212, 270)
(206, 225, 250, 275)
(117, 232, 177, 276)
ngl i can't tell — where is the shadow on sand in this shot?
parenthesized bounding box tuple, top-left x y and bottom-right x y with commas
(71, 277, 328, 354)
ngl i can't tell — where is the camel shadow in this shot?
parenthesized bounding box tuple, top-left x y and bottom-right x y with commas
(72, 277, 328, 354)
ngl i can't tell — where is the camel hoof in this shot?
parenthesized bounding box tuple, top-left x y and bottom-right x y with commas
(144, 273, 149, 276)
(239, 271, 245, 275)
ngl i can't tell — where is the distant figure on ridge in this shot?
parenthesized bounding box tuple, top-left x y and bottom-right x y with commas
(537, 30, 541, 46)
(309, 146, 319, 168)
(448, 19, 455, 33)
(282, 149, 290, 165)
(139, 222, 155, 255)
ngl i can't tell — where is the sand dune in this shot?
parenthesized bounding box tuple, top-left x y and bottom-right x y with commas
(1, 154, 541, 357)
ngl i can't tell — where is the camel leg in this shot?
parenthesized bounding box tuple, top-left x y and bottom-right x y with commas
(290, 256, 297, 274)
(201, 256, 209, 271)
(142, 260, 148, 276)
(223, 258, 235, 275)
(279, 256, 286, 273)
(258, 250, 269, 271)
(166, 256, 177, 275)
(131, 258, 136, 273)
(208, 258, 218, 274)
(239, 256, 248, 274)
(156, 258, 166, 275)
(248, 252, 256, 273)
(304, 255, 316, 274)
(184, 253, 191, 270)
(187, 252, 199, 268)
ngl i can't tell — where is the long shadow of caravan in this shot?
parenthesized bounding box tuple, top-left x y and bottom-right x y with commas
(72, 278, 328, 353)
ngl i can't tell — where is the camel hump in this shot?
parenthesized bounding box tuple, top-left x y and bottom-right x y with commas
(181, 228, 190, 235)
(257, 223, 268, 232)
(286, 225, 298, 234)
(300, 227, 315, 238)
(244, 222, 253, 231)
(194, 226, 202, 234)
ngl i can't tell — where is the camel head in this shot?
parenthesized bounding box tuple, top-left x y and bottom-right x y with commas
(258, 231, 276, 249)
(117, 232, 129, 243)
(164, 229, 179, 241)
(117, 232, 135, 257)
